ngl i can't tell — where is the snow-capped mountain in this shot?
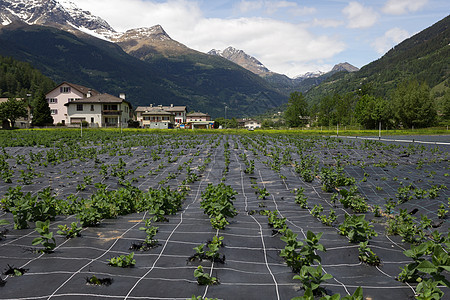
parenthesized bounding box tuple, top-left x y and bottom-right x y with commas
(208, 46, 271, 76)
(294, 71, 326, 81)
(0, 0, 116, 38)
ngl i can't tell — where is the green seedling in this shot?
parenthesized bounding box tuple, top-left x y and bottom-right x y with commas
(32, 220, 56, 253)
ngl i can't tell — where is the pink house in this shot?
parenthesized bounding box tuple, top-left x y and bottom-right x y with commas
(186, 112, 212, 129)
(186, 112, 211, 122)
(45, 82, 99, 125)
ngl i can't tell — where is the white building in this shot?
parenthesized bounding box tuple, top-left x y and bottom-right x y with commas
(135, 105, 187, 127)
(45, 82, 100, 125)
(65, 93, 132, 128)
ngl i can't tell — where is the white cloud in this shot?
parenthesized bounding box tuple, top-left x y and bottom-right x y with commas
(72, 0, 203, 32)
(382, 0, 429, 15)
(372, 27, 410, 54)
(183, 17, 345, 76)
(236, 1, 263, 14)
(312, 18, 344, 28)
(70, 0, 344, 76)
(235, 1, 316, 16)
(342, 2, 378, 28)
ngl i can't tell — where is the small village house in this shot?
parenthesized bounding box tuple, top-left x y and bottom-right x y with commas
(135, 105, 186, 127)
(65, 93, 132, 128)
(238, 118, 261, 130)
(46, 82, 100, 125)
(186, 112, 213, 129)
(137, 107, 175, 129)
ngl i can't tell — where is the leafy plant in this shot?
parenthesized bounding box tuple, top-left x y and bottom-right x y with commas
(86, 275, 113, 286)
(57, 222, 82, 238)
(437, 204, 447, 219)
(339, 187, 368, 213)
(280, 229, 325, 273)
(338, 214, 377, 243)
(194, 266, 218, 285)
(294, 188, 308, 208)
(358, 241, 380, 266)
(293, 265, 332, 297)
(139, 218, 158, 246)
(32, 220, 56, 253)
(108, 252, 136, 267)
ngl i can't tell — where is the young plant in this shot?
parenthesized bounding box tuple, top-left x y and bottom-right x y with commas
(338, 214, 377, 243)
(86, 275, 113, 286)
(57, 222, 82, 238)
(194, 266, 218, 285)
(358, 241, 380, 266)
(294, 188, 308, 208)
(32, 220, 56, 253)
(139, 218, 159, 246)
(293, 264, 332, 297)
(108, 252, 136, 267)
(437, 204, 448, 219)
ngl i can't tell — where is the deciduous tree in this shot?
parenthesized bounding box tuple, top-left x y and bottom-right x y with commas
(392, 80, 436, 128)
(0, 97, 27, 128)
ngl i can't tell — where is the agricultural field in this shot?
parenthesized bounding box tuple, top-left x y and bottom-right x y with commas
(0, 129, 449, 300)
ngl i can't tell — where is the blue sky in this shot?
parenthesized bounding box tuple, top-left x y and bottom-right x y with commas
(72, 0, 449, 77)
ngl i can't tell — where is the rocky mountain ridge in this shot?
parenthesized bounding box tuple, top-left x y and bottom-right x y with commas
(0, 0, 116, 37)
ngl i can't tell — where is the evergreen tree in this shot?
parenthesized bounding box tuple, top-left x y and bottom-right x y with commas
(284, 91, 308, 127)
(32, 92, 53, 126)
(0, 97, 27, 128)
(392, 80, 436, 128)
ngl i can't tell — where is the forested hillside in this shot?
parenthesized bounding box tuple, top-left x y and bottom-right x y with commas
(303, 15, 449, 128)
(0, 56, 55, 99)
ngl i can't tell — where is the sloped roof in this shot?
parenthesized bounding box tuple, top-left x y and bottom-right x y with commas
(49, 82, 100, 97)
(64, 93, 131, 107)
(187, 112, 209, 117)
(135, 106, 186, 112)
(142, 109, 174, 115)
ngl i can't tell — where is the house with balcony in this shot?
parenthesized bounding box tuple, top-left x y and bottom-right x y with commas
(46, 82, 100, 125)
(135, 104, 186, 127)
(137, 107, 175, 129)
(238, 118, 261, 130)
(64, 93, 132, 128)
(186, 112, 213, 129)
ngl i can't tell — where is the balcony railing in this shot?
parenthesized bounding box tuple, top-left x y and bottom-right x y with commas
(102, 110, 122, 115)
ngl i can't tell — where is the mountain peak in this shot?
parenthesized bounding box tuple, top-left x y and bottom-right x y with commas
(331, 62, 359, 73)
(0, 0, 116, 37)
(115, 25, 172, 42)
(208, 46, 270, 75)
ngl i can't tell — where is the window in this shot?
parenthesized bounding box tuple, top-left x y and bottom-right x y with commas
(68, 98, 81, 102)
(91, 117, 94, 123)
(163, 117, 169, 121)
(47, 98, 57, 104)
(90, 105, 95, 111)
(144, 117, 150, 121)
(60, 87, 71, 93)
(50, 109, 58, 115)
(76, 104, 83, 111)
(103, 104, 118, 111)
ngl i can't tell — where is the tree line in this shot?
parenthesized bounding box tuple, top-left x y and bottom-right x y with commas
(0, 56, 55, 128)
(284, 79, 449, 129)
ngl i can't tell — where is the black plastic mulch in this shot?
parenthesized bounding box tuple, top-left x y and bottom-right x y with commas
(0, 135, 449, 299)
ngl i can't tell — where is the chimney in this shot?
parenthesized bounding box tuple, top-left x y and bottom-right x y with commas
(87, 90, 92, 98)
(119, 93, 126, 100)
(170, 104, 173, 107)
(150, 104, 153, 107)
